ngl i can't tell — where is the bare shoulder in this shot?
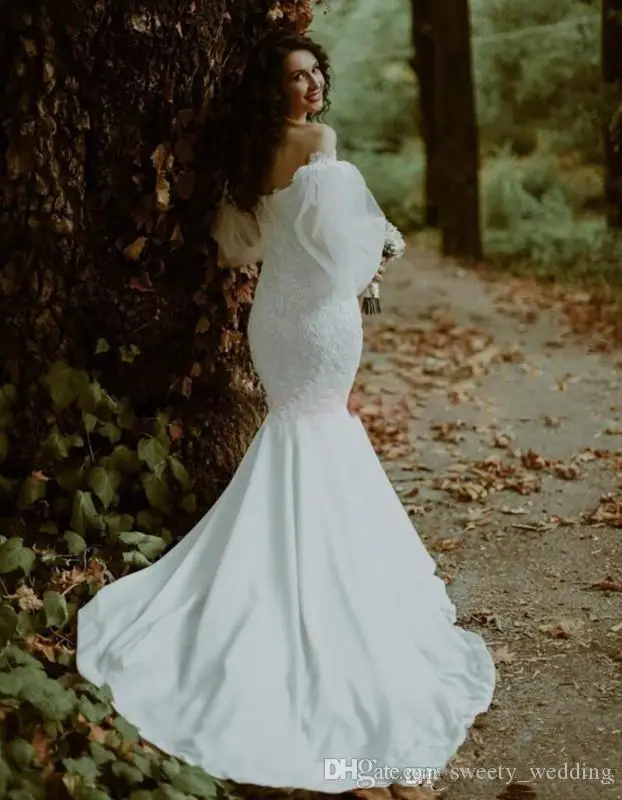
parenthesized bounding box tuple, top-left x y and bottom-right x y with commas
(302, 123, 337, 156)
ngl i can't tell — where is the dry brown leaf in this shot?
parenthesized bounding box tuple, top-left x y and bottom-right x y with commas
(124, 236, 147, 261)
(170, 223, 183, 247)
(431, 538, 462, 553)
(493, 645, 515, 664)
(129, 274, 154, 292)
(155, 175, 170, 210)
(590, 578, 622, 593)
(12, 584, 43, 612)
(195, 316, 210, 334)
(31, 725, 53, 766)
(168, 422, 184, 441)
(539, 623, 571, 639)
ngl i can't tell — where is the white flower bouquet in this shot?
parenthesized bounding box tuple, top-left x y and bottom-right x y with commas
(361, 220, 405, 315)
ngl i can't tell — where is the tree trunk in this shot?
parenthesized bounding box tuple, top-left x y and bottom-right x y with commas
(430, 0, 482, 260)
(602, 0, 622, 228)
(0, 1, 317, 547)
(410, 0, 439, 228)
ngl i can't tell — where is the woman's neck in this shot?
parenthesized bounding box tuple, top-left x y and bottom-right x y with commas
(285, 112, 308, 126)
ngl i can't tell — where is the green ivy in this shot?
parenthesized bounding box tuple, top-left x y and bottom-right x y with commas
(0, 367, 237, 800)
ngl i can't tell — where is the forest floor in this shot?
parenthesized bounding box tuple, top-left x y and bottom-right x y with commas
(351, 241, 622, 800)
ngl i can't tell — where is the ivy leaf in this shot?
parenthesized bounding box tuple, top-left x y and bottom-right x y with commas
(0, 602, 18, 646)
(42, 362, 90, 410)
(117, 403, 136, 430)
(77, 380, 104, 415)
(120, 344, 141, 363)
(83, 413, 98, 433)
(94, 338, 110, 354)
(87, 467, 121, 510)
(43, 427, 69, 460)
(132, 753, 155, 778)
(43, 591, 70, 628)
(141, 473, 172, 515)
(122, 550, 151, 569)
(71, 491, 104, 536)
(17, 475, 47, 509)
(23, 670, 77, 720)
(0, 538, 36, 575)
(171, 764, 217, 797)
(160, 759, 181, 781)
(112, 761, 144, 785)
(39, 521, 58, 535)
(99, 422, 122, 443)
(103, 445, 141, 474)
(136, 509, 163, 534)
(119, 531, 167, 560)
(5, 739, 35, 769)
(179, 493, 197, 514)
(138, 438, 170, 472)
(64, 530, 86, 555)
(114, 715, 139, 743)
(0, 475, 17, 496)
(74, 789, 113, 800)
(0, 669, 24, 695)
(0, 757, 11, 797)
(157, 788, 194, 800)
(16, 611, 36, 638)
(0, 383, 17, 406)
(167, 456, 191, 490)
(89, 742, 116, 766)
(103, 513, 134, 534)
(56, 465, 86, 493)
(62, 756, 100, 783)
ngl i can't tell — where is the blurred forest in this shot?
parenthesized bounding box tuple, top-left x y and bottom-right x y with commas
(312, 0, 620, 282)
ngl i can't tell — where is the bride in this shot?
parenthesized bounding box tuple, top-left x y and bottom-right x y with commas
(76, 31, 496, 794)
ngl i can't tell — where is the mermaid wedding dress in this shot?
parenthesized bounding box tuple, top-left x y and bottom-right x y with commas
(76, 152, 496, 792)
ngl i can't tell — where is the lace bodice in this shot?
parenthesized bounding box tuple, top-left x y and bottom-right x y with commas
(211, 153, 387, 420)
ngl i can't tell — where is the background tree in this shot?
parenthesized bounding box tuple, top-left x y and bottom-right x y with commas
(602, 0, 622, 228)
(0, 1, 323, 797)
(430, 0, 482, 260)
(409, 0, 438, 228)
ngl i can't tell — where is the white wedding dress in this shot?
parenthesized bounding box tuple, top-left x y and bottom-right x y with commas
(76, 152, 496, 792)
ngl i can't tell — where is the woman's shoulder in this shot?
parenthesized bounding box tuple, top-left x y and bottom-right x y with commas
(301, 123, 337, 156)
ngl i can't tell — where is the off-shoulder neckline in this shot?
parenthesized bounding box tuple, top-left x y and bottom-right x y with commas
(262, 151, 339, 200)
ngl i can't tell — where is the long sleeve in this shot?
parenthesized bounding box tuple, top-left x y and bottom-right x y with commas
(293, 161, 386, 300)
(211, 198, 262, 267)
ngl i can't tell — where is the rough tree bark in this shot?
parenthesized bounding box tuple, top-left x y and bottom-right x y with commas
(430, 0, 482, 260)
(0, 1, 319, 526)
(410, 0, 439, 228)
(602, 0, 622, 228)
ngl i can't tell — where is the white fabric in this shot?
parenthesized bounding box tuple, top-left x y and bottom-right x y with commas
(212, 198, 263, 267)
(76, 152, 496, 793)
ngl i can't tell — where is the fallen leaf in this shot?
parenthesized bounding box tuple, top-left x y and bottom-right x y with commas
(123, 236, 147, 261)
(493, 645, 515, 664)
(589, 578, 622, 593)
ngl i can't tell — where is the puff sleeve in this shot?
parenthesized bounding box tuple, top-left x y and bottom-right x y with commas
(292, 160, 386, 299)
(211, 198, 262, 267)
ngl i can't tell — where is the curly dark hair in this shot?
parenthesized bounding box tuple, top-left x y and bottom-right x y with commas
(222, 31, 332, 214)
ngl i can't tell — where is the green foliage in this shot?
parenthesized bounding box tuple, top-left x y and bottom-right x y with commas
(481, 145, 606, 266)
(0, 366, 233, 800)
(313, 0, 615, 280)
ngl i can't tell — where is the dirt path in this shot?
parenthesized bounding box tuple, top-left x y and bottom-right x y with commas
(354, 245, 622, 800)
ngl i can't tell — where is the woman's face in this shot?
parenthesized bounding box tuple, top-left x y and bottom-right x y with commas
(282, 49, 325, 118)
